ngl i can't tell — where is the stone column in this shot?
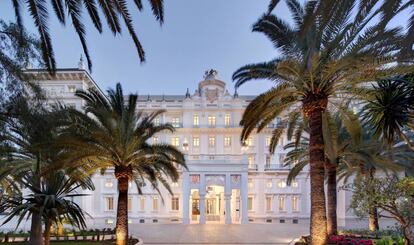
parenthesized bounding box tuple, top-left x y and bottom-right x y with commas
(225, 174, 232, 224)
(241, 173, 249, 224)
(225, 194, 231, 224)
(199, 193, 206, 224)
(182, 172, 190, 224)
(199, 174, 206, 224)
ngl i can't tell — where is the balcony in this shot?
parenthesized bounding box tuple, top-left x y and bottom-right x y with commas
(190, 124, 240, 128)
(264, 164, 290, 171)
(186, 154, 246, 165)
(248, 164, 258, 171)
(172, 123, 183, 128)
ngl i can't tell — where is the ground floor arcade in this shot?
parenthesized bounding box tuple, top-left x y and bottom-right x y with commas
(181, 172, 249, 224)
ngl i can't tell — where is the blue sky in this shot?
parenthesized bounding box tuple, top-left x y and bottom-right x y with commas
(0, 1, 411, 96)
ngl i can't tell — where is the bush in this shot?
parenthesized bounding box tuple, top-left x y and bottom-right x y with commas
(374, 236, 405, 245)
(339, 228, 402, 238)
(328, 235, 373, 245)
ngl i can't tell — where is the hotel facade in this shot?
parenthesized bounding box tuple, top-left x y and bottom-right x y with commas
(12, 64, 356, 229)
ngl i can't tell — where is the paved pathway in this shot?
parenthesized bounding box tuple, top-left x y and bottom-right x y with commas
(130, 223, 309, 244)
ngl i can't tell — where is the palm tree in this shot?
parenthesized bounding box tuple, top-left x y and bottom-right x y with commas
(285, 114, 407, 233)
(361, 75, 414, 148)
(0, 96, 75, 245)
(11, 0, 165, 72)
(283, 111, 361, 235)
(233, 1, 411, 243)
(56, 83, 186, 245)
(0, 170, 93, 245)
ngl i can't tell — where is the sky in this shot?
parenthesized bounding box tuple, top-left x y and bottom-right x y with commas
(0, 1, 411, 96)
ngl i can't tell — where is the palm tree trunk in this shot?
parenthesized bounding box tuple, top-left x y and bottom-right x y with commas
(368, 206, 379, 231)
(57, 222, 64, 236)
(29, 212, 43, 245)
(368, 168, 379, 231)
(29, 156, 43, 245)
(44, 220, 52, 245)
(326, 162, 337, 235)
(115, 166, 131, 245)
(308, 108, 328, 245)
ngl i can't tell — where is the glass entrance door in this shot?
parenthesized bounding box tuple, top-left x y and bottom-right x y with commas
(206, 198, 216, 215)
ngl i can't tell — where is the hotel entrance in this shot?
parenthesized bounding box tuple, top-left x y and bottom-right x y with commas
(190, 185, 225, 223)
(184, 173, 248, 225)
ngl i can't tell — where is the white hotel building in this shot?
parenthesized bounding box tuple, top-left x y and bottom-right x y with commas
(17, 64, 357, 229)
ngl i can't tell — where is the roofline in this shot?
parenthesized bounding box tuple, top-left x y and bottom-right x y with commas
(24, 68, 106, 98)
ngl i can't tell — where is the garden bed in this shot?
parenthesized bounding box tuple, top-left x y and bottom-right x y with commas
(294, 229, 406, 245)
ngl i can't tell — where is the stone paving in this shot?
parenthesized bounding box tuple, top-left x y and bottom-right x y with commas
(130, 223, 309, 244)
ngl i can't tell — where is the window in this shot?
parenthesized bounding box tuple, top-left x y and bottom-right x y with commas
(68, 85, 76, 93)
(248, 197, 253, 211)
(224, 136, 231, 147)
(139, 197, 145, 211)
(152, 196, 159, 211)
(128, 197, 132, 211)
(154, 117, 160, 126)
(291, 180, 299, 188)
(265, 137, 271, 147)
(193, 137, 200, 147)
(171, 137, 180, 147)
(104, 179, 113, 188)
(224, 114, 231, 126)
(106, 197, 114, 211)
(208, 115, 216, 126)
(266, 180, 273, 188)
(245, 137, 254, 146)
(171, 197, 179, 211)
(292, 196, 299, 212)
(277, 180, 287, 188)
(265, 155, 271, 166)
(278, 196, 285, 211)
(266, 196, 272, 211)
(193, 114, 199, 126)
(172, 117, 180, 127)
(153, 137, 159, 144)
(208, 136, 215, 147)
(248, 155, 254, 166)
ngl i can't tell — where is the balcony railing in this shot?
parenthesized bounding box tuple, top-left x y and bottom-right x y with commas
(264, 164, 290, 171)
(248, 164, 258, 171)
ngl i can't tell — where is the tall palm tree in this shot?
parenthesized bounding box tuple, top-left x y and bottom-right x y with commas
(56, 83, 186, 245)
(283, 111, 361, 235)
(0, 96, 74, 245)
(0, 170, 94, 245)
(285, 115, 407, 233)
(233, 1, 411, 243)
(11, 0, 165, 72)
